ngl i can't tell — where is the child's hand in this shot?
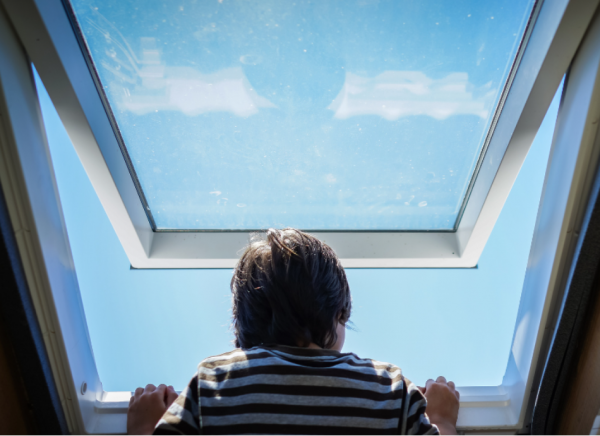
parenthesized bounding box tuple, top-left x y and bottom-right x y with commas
(418, 376, 460, 435)
(127, 384, 178, 435)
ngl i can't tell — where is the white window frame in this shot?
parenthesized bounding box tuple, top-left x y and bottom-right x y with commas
(2, 0, 600, 433)
(0, 0, 592, 269)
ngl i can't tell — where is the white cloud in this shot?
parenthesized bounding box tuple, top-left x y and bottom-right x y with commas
(327, 71, 495, 121)
(113, 66, 276, 117)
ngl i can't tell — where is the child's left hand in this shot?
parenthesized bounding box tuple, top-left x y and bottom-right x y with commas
(127, 384, 178, 435)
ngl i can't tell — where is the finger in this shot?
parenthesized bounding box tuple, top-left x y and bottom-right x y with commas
(134, 387, 144, 399)
(425, 379, 435, 391)
(436, 376, 447, 384)
(166, 386, 178, 406)
(129, 395, 135, 405)
(155, 384, 167, 397)
(455, 389, 460, 400)
(447, 381, 456, 390)
(144, 383, 156, 393)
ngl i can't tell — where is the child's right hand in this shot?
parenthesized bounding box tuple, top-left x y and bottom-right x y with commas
(419, 376, 460, 435)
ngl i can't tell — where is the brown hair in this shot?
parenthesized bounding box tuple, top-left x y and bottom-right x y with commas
(231, 228, 351, 349)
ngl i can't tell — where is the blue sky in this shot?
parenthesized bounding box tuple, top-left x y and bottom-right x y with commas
(70, 0, 534, 231)
(35, 64, 562, 391)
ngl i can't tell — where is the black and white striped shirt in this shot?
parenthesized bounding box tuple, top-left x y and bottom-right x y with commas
(155, 345, 439, 435)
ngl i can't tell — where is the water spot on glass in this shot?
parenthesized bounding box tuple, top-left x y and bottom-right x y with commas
(240, 54, 262, 66)
(325, 174, 337, 183)
(153, 167, 161, 174)
(419, 201, 428, 207)
(237, 203, 246, 208)
(209, 191, 221, 196)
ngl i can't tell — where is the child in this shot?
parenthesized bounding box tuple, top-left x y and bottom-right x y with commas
(127, 228, 459, 435)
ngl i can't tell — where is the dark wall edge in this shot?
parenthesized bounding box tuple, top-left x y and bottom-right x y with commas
(531, 135, 600, 433)
(0, 148, 69, 433)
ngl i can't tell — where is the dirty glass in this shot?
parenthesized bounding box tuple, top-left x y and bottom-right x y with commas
(67, 0, 535, 230)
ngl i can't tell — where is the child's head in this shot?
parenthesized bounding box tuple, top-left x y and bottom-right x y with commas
(231, 228, 351, 350)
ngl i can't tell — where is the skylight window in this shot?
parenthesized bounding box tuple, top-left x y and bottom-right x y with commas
(19, 0, 566, 268)
(67, 0, 535, 231)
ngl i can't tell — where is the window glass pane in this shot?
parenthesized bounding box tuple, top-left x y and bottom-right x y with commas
(67, 0, 535, 230)
(35, 63, 562, 389)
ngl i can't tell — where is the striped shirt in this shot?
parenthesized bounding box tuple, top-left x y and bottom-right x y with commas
(154, 345, 439, 435)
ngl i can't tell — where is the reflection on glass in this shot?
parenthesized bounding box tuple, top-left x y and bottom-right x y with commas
(68, 0, 535, 230)
(329, 72, 494, 121)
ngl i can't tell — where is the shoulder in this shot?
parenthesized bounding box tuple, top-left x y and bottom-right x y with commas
(198, 348, 243, 365)
(361, 356, 401, 372)
(197, 347, 272, 370)
(349, 354, 404, 379)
